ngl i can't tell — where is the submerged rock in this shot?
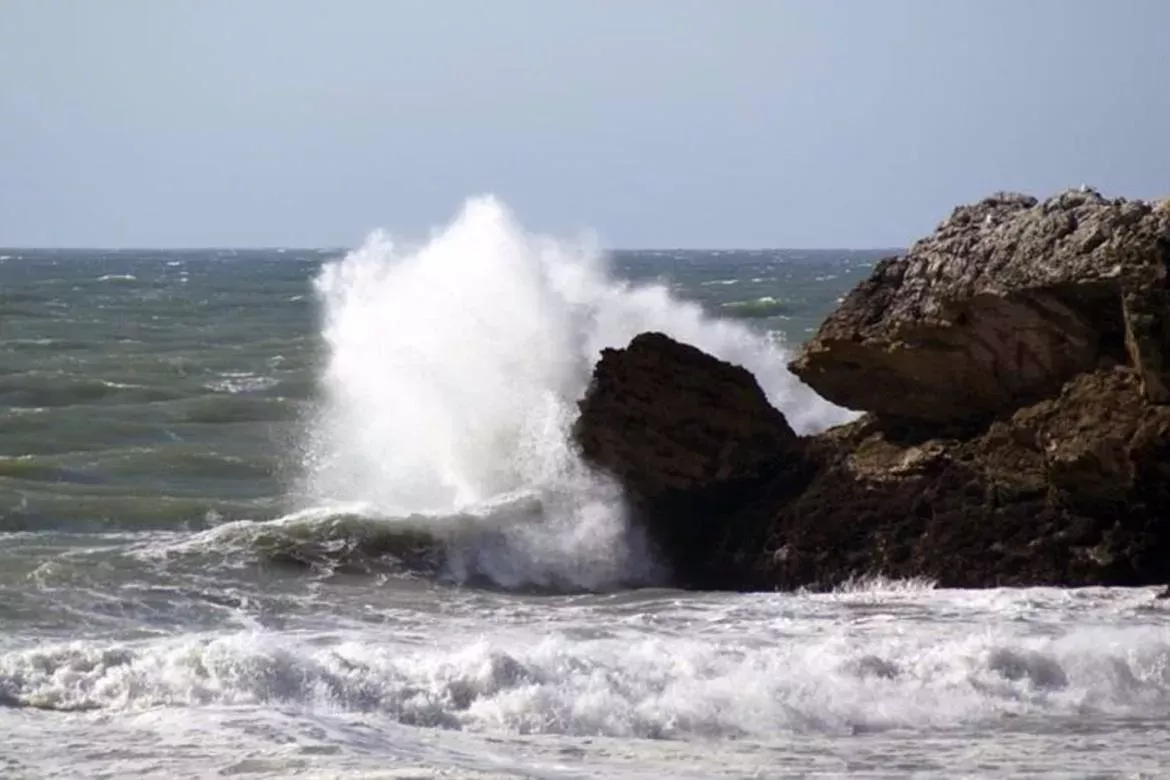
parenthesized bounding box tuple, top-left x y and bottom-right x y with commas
(788, 189, 1170, 425)
(573, 189, 1170, 591)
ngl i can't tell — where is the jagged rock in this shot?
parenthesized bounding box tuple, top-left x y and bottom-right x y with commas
(572, 189, 1170, 591)
(575, 339, 1170, 590)
(751, 367, 1170, 590)
(572, 332, 809, 587)
(789, 189, 1170, 425)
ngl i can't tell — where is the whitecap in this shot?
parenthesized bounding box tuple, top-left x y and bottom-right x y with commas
(205, 373, 280, 394)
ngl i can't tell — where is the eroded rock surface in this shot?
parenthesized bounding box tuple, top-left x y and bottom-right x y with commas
(789, 189, 1170, 425)
(754, 367, 1170, 590)
(573, 332, 809, 587)
(573, 189, 1170, 591)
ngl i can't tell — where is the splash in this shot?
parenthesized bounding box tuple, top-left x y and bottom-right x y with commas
(5, 622, 1170, 735)
(297, 196, 850, 588)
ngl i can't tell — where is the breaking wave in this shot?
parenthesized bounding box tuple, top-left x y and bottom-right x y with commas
(3, 621, 1168, 738)
(287, 196, 850, 590)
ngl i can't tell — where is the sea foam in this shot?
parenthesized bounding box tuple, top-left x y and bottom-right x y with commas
(3, 614, 1168, 738)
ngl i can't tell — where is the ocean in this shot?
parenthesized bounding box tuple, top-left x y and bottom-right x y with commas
(1, 197, 1167, 778)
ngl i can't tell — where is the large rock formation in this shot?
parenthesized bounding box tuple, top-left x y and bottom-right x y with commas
(573, 188, 1170, 591)
(788, 190, 1170, 425)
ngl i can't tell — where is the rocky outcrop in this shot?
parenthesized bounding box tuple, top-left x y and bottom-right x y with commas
(756, 367, 1170, 590)
(788, 189, 1170, 425)
(573, 188, 1170, 591)
(573, 332, 809, 587)
(574, 332, 798, 498)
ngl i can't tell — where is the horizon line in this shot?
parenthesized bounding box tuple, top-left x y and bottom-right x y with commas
(0, 244, 906, 254)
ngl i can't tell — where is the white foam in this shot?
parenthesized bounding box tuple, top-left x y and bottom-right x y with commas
(205, 372, 280, 394)
(4, 585, 1169, 776)
(826, 573, 939, 595)
(3, 620, 1168, 739)
(298, 196, 853, 590)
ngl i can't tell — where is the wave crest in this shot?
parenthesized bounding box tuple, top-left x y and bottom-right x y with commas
(4, 625, 1169, 737)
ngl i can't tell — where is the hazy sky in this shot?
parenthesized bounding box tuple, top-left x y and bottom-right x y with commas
(2, 0, 1167, 248)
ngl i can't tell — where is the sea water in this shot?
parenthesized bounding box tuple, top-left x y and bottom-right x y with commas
(1, 199, 1166, 778)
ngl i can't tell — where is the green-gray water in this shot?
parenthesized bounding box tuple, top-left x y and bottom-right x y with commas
(2, 205, 1168, 778)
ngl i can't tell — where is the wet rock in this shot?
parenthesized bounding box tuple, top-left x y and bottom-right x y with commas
(789, 189, 1170, 425)
(573, 332, 811, 587)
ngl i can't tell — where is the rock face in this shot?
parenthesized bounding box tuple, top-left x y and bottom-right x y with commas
(572, 189, 1170, 591)
(789, 190, 1170, 425)
(759, 368, 1170, 590)
(573, 332, 808, 587)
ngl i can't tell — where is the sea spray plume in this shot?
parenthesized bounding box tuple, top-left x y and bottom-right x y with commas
(306, 198, 591, 512)
(298, 195, 851, 589)
(301, 196, 650, 589)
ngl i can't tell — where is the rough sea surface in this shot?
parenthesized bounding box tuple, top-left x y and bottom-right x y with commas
(2, 198, 1168, 778)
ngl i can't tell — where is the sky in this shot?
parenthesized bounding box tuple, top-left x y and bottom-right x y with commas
(1, 0, 1168, 249)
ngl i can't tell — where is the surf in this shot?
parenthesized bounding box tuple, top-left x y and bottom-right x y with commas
(286, 196, 851, 590)
(3, 592, 1168, 735)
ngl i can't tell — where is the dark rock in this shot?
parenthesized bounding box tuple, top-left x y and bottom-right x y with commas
(573, 332, 810, 588)
(572, 190, 1170, 591)
(751, 367, 1170, 590)
(789, 189, 1170, 425)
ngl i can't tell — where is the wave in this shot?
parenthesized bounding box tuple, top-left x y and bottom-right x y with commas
(179, 395, 303, 424)
(0, 375, 183, 408)
(827, 574, 939, 595)
(720, 296, 793, 319)
(94, 446, 277, 483)
(2, 338, 94, 352)
(3, 623, 1168, 737)
(146, 499, 659, 591)
(295, 196, 853, 592)
(202, 372, 281, 395)
(0, 489, 276, 533)
(0, 455, 108, 486)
